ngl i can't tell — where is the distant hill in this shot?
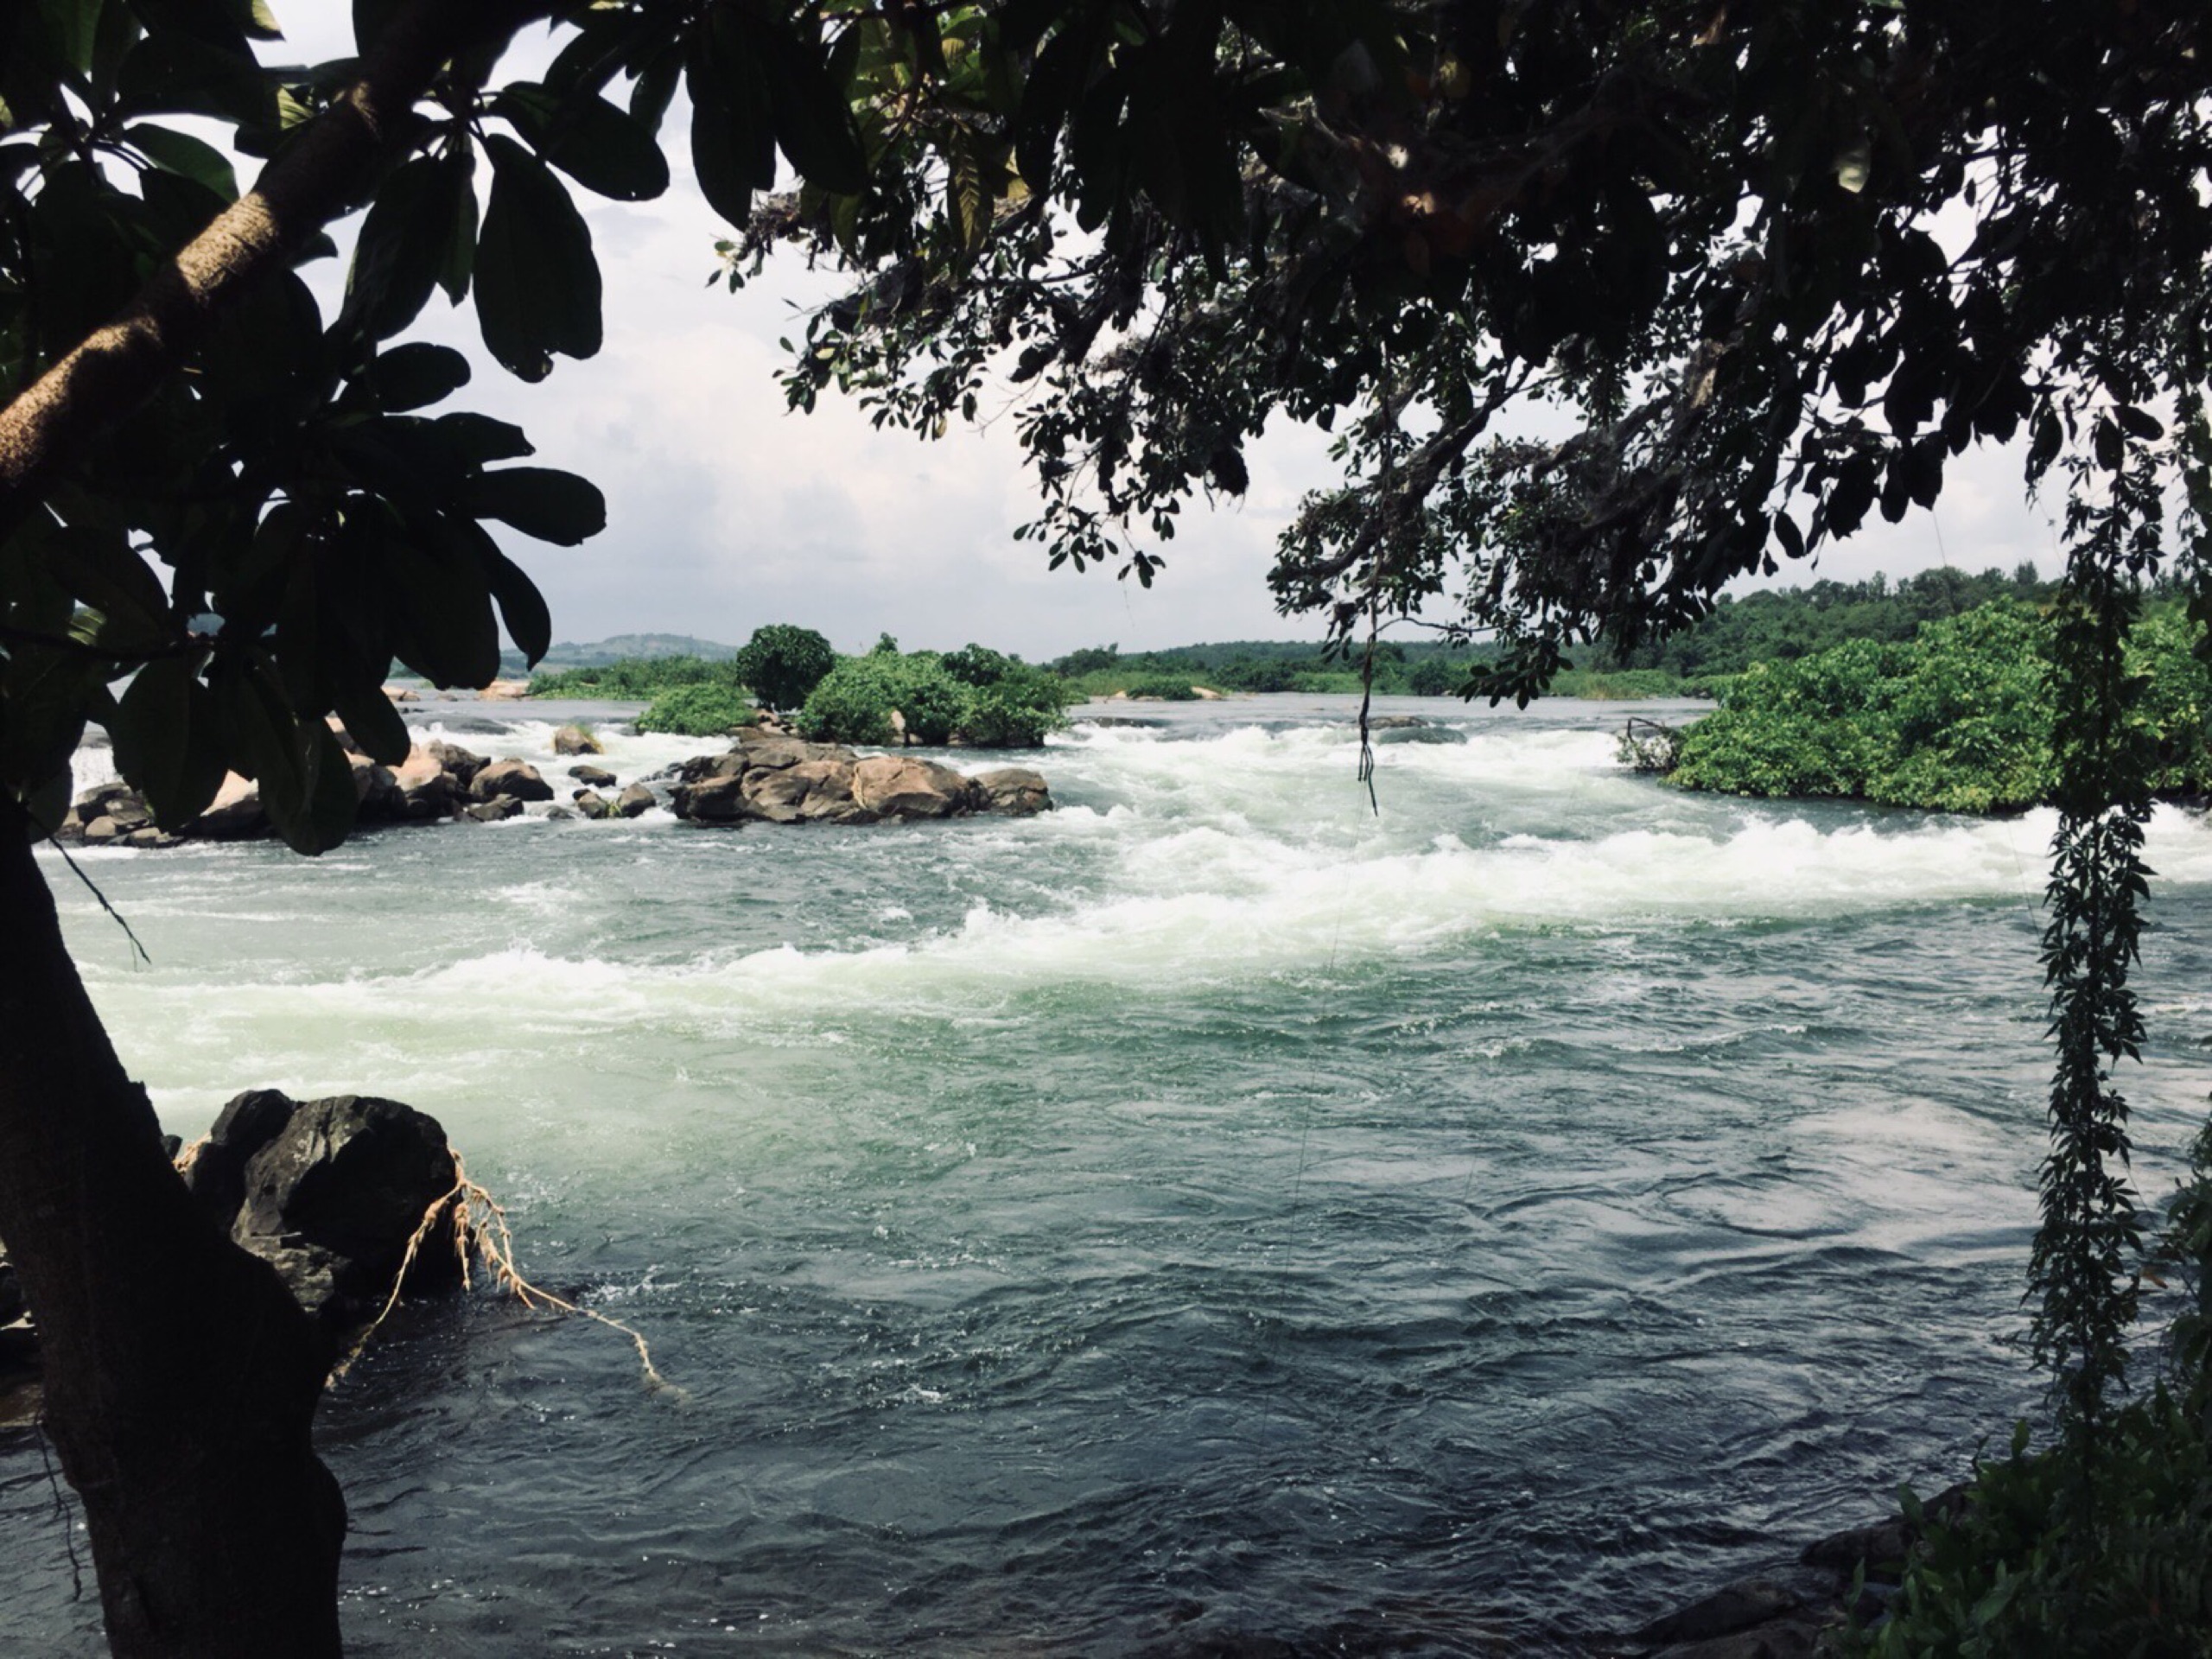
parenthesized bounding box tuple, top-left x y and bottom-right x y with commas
(498, 632, 738, 675)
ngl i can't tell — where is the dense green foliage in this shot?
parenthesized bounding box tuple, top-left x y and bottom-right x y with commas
(1615, 567, 2055, 680)
(1665, 602, 2212, 814)
(797, 645, 1069, 749)
(731, 625, 835, 712)
(633, 683, 758, 737)
(530, 655, 731, 698)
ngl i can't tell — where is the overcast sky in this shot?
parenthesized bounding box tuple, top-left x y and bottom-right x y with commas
(259, 12, 2062, 660)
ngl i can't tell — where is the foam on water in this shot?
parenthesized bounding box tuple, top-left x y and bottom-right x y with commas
(16, 695, 2212, 1656)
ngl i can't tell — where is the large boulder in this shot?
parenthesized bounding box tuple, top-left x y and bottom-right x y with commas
(552, 724, 603, 756)
(464, 796, 522, 822)
(973, 767, 1052, 817)
(615, 782, 657, 818)
(573, 789, 613, 820)
(569, 763, 617, 789)
(470, 758, 552, 803)
(182, 1090, 462, 1357)
(849, 754, 977, 820)
(745, 757, 867, 823)
(670, 773, 760, 823)
(426, 740, 489, 788)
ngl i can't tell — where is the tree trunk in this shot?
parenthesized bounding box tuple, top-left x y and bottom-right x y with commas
(0, 818, 346, 1657)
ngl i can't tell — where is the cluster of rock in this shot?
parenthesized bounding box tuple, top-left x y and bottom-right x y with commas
(0, 1090, 467, 1408)
(50, 721, 1053, 848)
(1612, 1481, 1971, 1657)
(55, 728, 653, 848)
(669, 728, 1051, 825)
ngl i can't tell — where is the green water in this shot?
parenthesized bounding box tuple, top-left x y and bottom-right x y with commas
(8, 696, 2212, 1654)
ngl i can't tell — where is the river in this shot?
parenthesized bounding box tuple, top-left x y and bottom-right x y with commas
(7, 694, 2212, 1655)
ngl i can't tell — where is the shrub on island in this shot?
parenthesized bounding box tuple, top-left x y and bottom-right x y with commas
(798, 645, 1071, 748)
(731, 624, 836, 712)
(1664, 601, 2212, 813)
(636, 683, 760, 737)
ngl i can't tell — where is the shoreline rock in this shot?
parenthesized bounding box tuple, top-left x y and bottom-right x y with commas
(1603, 1480, 1974, 1656)
(1, 1090, 464, 1408)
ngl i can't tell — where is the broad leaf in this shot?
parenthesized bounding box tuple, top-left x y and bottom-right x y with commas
(340, 153, 450, 341)
(357, 341, 470, 412)
(462, 467, 607, 545)
(483, 544, 552, 665)
(111, 655, 227, 826)
(497, 80, 670, 202)
(687, 5, 775, 226)
(474, 134, 602, 380)
(128, 121, 238, 199)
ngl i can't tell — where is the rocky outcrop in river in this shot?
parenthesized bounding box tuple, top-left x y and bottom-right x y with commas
(54, 727, 1052, 847)
(669, 729, 1051, 825)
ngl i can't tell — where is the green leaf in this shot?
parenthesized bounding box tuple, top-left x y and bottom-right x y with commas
(482, 545, 551, 664)
(116, 29, 275, 124)
(331, 676, 411, 766)
(434, 143, 477, 304)
(432, 411, 534, 466)
(111, 655, 228, 826)
(127, 120, 238, 200)
(2117, 405, 2164, 443)
(462, 467, 607, 545)
(213, 651, 356, 852)
(473, 133, 602, 380)
(41, 0, 99, 77)
(357, 341, 470, 411)
(51, 525, 172, 653)
(380, 516, 500, 687)
(21, 767, 73, 841)
(686, 3, 775, 226)
(753, 19, 868, 194)
(340, 153, 452, 341)
(496, 80, 669, 202)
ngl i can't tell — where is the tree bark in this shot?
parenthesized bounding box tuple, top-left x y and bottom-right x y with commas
(0, 817, 346, 1656)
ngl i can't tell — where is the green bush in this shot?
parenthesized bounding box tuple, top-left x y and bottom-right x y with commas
(961, 685, 1061, 747)
(1669, 605, 2064, 812)
(635, 683, 759, 736)
(530, 654, 727, 698)
(798, 648, 1070, 747)
(732, 624, 835, 712)
(1123, 674, 1203, 700)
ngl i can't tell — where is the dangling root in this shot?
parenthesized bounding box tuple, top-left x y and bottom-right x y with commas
(330, 1151, 678, 1398)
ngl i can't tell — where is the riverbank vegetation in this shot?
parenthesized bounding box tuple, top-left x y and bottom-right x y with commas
(1656, 599, 2212, 814)
(532, 569, 2067, 709)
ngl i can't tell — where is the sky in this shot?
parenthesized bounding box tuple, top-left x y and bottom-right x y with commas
(252, 11, 2063, 661)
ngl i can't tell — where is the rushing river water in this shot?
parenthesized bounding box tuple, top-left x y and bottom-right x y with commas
(9, 694, 2212, 1655)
